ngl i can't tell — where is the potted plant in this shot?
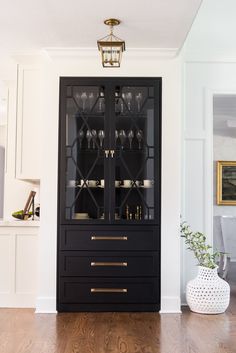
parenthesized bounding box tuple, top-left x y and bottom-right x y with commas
(181, 222, 230, 314)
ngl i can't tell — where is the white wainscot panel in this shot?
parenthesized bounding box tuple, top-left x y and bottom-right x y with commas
(16, 234, 37, 294)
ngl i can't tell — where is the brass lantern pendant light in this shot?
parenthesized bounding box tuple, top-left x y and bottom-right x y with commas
(97, 18, 125, 68)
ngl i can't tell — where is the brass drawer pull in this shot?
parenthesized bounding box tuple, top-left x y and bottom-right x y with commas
(91, 262, 127, 267)
(91, 236, 128, 241)
(91, 288, 128, 293)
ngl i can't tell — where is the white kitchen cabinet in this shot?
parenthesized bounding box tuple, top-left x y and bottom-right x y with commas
(0, 221, 39, 308)
(16, 65, 41, 180)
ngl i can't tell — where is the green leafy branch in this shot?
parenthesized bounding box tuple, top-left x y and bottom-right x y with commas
(180, 222, 220, 269)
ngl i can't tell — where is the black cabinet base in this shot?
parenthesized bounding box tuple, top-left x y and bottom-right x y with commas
(57, 303, 160, 312)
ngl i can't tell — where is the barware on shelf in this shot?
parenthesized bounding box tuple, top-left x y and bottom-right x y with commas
(78, 179, 87, 187)
(73, 212, 89, 220)
(142, 179, 154, 188)
(135, 92, 142, 112)
(115, 180, 121, 187)
(78, 129, 84, 148)
(136, 129, 143, 149)
(81, 92, 87, 112)
(122, 179, 132, 188)
(91, 129, 97, 149)
(87, 180, 98, 187)
(98, 130, 105, 148)
(127, 129, 134, 149)
(86, 129, 92, 149)
(126, 92, 132, 111)
(118, 129, 126, 148)
(99, 179, 105, 188)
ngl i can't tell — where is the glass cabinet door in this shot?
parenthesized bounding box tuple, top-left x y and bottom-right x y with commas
(63, 84, 108, 222)
(111, 84, 158, 222)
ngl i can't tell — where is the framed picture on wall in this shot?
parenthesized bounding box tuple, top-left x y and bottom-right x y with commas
(217, 161, 236, 205)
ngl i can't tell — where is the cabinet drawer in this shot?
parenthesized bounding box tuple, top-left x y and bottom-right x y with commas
(59, 277, 159, 304)
(60, 226, 159, 251)
(59, 251, 158, 277)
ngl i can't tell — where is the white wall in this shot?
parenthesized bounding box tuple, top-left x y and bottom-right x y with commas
(3, 78, 39, 219)
(182, 62, 236, 301)
(182, 0, 236, 303)
(36, 50, 182, 313)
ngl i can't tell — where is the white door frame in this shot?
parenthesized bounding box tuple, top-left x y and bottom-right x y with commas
(205, 88, 236, 246)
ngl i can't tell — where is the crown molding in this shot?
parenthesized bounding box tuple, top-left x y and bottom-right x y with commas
(184, 50, 236, 63)
(43, 47, 178, 60)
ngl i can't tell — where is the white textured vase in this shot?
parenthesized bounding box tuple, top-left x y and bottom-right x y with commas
(186, 266, 230, 314)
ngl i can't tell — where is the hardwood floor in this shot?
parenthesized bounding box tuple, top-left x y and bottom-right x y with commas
(0, 290, 236, 353)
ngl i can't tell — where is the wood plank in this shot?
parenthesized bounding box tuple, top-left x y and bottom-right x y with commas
(0, 287, 236, 353)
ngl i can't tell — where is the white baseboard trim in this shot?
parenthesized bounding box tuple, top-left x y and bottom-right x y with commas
(160, 296, 182, 313)
(35, 296, 57, 314)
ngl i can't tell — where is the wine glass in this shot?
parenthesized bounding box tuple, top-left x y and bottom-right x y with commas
(86, 130, 92, 149)
(115, 92, 119, 113)
(88, 92, 94, 110)
(81, 92, 87, 112)
(135, 92, 142, 112)
(127, 130, 134, 149)
(78, 129, 84, 148)
(126, 92, 132, 111)
(119, 130, 127, 149)
(115, 130, 118, 146)
(98, 91, 104, 112)
(120, 93, 125, 114)
(136, 129, 143, 149)
(75, 92, 81, 108)
(98, 130, 105, 148)
(91, 130, 97, 149)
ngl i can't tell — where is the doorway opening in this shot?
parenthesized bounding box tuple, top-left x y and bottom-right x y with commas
(213, 94, 236, 309)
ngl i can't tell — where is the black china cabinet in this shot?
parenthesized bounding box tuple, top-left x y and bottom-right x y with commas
(57, 77, 161, 312)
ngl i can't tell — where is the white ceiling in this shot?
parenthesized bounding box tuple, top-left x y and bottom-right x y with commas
(185, 0, 236, 60)
(0, 0, 202, 53)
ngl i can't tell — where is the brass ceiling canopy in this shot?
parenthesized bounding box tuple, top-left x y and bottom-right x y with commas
(97, 18, 125, 68)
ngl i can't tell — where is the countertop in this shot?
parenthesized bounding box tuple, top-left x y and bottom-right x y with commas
(0, 219, 40, 227)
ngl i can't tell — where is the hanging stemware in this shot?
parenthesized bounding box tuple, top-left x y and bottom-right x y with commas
(86, 130, 92, 149)
(115, 130, 119, 146)
(119, 130, 127, 149)
(127, 129, 134, 149)
(136, 129, 143, 149)
(88, 92, 94, 110)
(91, 129, 97, 149)
(120, 93, 125, 114)
(126, 92, 132, 111)
(98, 91, 104, 112)
(81, 92, 87, 112)
(98, 130, 105, 148)
(135, 92, 143, 112)
(78, 129, 84, 148)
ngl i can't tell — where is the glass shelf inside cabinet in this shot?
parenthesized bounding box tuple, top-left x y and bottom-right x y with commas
(113, 85, 155, 222)
(65, 85, 106, 221)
